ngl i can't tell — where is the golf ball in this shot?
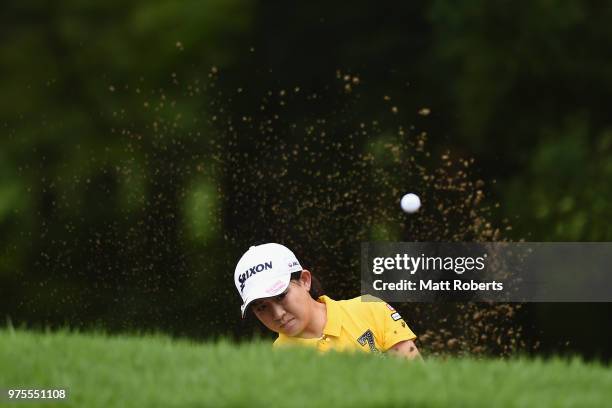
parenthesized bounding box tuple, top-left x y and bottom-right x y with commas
(400, 193, 421, 213)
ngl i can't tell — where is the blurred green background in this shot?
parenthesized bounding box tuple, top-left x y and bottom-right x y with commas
(1, 1, 611, 359)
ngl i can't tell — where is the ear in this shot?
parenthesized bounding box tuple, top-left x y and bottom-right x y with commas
(299, 269, 312, 291)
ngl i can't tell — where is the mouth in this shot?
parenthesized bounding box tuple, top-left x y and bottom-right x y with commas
(280, 318, 295, 330)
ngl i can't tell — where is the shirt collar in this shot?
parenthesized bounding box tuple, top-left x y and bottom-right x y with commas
(318, 295, 342, 337)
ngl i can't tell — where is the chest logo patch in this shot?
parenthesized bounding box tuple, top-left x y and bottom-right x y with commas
(357, 329, 379, 353)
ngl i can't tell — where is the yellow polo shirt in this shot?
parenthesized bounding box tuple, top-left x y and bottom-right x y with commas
(273, 295, 416, 353)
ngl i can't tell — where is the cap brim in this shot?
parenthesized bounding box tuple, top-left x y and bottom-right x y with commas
(240, 273, 291, 318)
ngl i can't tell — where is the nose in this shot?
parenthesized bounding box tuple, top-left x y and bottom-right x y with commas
(269, 302, 285, 320)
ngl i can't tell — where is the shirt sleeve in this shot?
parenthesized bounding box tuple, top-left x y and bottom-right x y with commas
(369, 300, 417, 352)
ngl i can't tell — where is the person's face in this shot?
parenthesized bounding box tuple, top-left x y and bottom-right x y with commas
(251, 271, 313, 336)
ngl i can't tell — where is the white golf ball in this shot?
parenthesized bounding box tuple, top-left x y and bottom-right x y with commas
(400, 193, 421, 213)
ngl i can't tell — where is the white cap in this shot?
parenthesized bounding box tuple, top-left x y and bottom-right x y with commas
(234, 243, 303, 317)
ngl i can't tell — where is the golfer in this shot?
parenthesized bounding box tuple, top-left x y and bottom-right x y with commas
(234, 243, 421, 359)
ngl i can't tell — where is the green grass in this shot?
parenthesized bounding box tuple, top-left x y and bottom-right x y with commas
(0, 329, 610, 407)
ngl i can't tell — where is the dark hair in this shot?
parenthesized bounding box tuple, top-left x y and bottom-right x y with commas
(290, 270, 324, 300)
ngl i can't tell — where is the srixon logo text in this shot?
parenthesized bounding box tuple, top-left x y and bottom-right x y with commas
(239, 261, 272, 292)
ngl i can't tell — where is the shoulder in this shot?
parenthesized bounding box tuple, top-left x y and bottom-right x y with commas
(338, 295, 389, 310)
(336, 295, 393, 321)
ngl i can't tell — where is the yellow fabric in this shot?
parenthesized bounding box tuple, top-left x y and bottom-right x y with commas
(273, 295, 416, 353)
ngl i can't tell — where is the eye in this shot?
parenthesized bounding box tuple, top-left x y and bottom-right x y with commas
(253, 303, 266, 312)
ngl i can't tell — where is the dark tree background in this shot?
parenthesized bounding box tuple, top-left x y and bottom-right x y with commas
(1, 0, 611, 360)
